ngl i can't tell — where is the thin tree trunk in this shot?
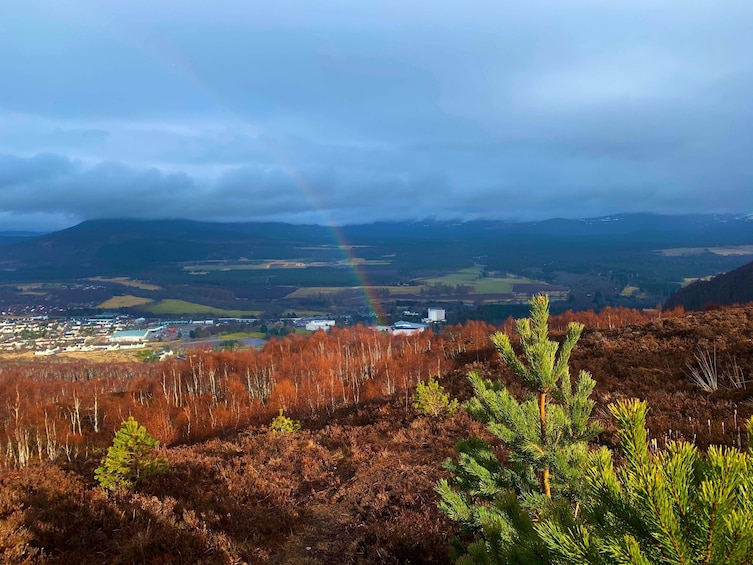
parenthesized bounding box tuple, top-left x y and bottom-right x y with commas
(539, 391, 551, 497)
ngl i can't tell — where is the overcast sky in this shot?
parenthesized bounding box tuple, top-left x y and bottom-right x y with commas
(1, 0, 751, 230)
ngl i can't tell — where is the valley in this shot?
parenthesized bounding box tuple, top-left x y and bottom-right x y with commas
(1, 214, 752, 325)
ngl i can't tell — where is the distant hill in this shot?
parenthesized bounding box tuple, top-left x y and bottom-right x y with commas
(0, 231, 45, 247)
(0, 219, 338, 273)
(665, 259, 753, 310)
(0, 214, 751, 291)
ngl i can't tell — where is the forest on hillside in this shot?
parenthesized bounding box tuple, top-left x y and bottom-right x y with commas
(1, 302, 752, 563)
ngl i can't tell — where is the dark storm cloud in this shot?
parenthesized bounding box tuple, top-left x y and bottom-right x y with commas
(0, 0, 751, 229)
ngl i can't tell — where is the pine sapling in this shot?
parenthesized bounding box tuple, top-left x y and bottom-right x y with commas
(437, 294, 601, 562)
(413, 377, 459, 418)
(95, 417, 168, 492)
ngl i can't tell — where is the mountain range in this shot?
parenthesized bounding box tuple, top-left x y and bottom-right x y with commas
(1, 213, 751, 270)
(0, 213, 751, 314)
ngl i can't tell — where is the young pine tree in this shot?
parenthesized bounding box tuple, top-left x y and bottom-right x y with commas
(413, 377, 459, 418)
(437, 294, 601, 563)
(95, 417, 168, 492)
(538, 399, 753, 565)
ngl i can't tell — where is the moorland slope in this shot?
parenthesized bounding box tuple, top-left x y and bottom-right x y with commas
(0, 304, 752, 563)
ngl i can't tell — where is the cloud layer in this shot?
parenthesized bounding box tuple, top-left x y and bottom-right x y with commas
(1, 0, 751, 230)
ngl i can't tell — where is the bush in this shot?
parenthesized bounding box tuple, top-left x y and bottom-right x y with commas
(94, 417, 168, 491)
(413, 378, 458, 418)
(270, 409, 301, 433)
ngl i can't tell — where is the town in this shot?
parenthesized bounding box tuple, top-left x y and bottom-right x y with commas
(0, 307, 448, 357)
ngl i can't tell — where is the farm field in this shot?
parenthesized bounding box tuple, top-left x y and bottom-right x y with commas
(285, 285, 421, 298)
(88, 277, 162, 290)
(97, 295, 154, 308)
(215, 331, 267, 339)
(658, 245, 753, 257)
(286, 266, 553, 301)
(1, 216, 752, 318)
(141, 299, 261, 317)
(183, 257, 390, 273)
(420, 264, 535, 294)
(681, 275, 715, 287)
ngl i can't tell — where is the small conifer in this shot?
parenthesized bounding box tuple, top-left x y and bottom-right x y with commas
(270, 408, 301, 433)
(437, 294, 601, 562)
(413, 378, 459, 418)
(94, 417, 168, 492)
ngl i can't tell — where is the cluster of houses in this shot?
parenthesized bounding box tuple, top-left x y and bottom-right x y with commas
(302, 307, 447, 336)
(0, 307, 449, 355)
(0, 314, 137, 355)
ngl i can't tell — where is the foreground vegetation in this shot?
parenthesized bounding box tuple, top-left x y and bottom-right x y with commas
(0, 301, 752, 563)
(440, 296, 753, 563)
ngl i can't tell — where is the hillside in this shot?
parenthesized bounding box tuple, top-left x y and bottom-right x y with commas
(0, 219, 339, 272)
(665, 259, 753, 310)
(1, 213, 752, 317)
(1, 214, 751, 273)
(0, 304, 752, 563)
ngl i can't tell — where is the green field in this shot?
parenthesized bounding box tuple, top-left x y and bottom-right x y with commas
(419, 265, 533, 294)
(284, 310, 333, 316)
(142, 300, 261, 317)
(284, 265, 541, 299)
(184, 257, 390, 273)
(218, 331, 267, 339)
(286, 285, 428, 298)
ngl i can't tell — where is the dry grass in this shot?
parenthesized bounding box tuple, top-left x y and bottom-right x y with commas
(0, 349, 147, 363)
(659, 245, 753, 257)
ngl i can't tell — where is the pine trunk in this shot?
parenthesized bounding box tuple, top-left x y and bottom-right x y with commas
(539, 391, 551, 497)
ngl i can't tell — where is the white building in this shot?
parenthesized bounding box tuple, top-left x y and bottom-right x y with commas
(427, 307, 446, 322)
(109, 329, 150, 344)
(391, 321, 429, 336)
(305, 320, 336, 332)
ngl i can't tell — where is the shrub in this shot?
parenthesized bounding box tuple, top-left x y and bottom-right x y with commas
(94, 417, 168, 491)
(413, 378, 458, 418)
(270, 409, 301, 433)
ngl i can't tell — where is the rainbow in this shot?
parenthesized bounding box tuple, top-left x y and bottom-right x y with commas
(259, 144, 386, 323)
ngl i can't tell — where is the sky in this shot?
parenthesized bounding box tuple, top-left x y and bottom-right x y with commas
(0, 0, 752, 231)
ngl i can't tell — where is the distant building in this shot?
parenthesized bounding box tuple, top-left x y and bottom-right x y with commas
(305, 320, 336, 332)
(109, 329, 150, 344)
(390, 321, 429, 336)
(427, 307, 446, 322)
